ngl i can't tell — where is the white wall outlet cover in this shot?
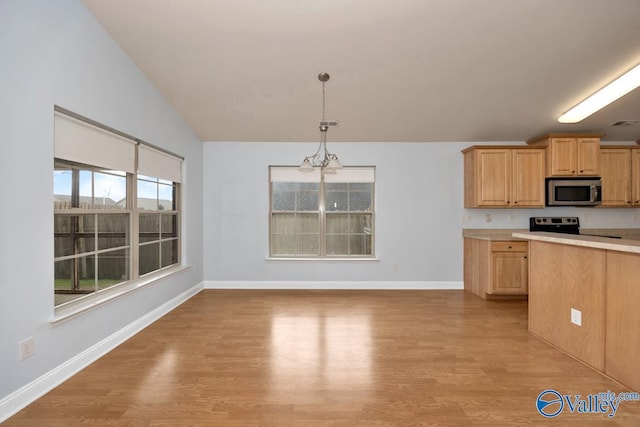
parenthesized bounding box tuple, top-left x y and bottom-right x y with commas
(571, 308, 582, 326)
(19, 337, 35, 360)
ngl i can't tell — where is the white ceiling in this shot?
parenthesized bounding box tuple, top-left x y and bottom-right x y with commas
(81, 0, 640, 143)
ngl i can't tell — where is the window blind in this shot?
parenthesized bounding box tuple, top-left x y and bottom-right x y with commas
(269, 166, 375, 183)
(54, 112, 136, 173)
(270, 167, 321, 183)
(323, 167, 375, 183)
(138, 144, 182, 183)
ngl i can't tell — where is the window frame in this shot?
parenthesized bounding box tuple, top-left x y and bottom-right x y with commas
(54, 158, 182, 309)
(324, 181, 374, 256)
(54, 160, 133, 304)
(269, 166, 375, 259)
(53, 108, 183, 314)
(137, 175, 181, 277)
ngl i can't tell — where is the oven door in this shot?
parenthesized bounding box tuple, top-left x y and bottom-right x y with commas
(546, 178, 601, 206)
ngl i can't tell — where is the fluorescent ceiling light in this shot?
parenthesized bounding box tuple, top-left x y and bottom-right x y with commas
(558, 63, 640, 123)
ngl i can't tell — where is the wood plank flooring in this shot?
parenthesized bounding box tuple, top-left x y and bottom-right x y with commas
(6, 290, 640, 426)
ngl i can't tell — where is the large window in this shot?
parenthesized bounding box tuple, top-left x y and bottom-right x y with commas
(53, 110, 182, 308)
(270, 166, 375, 257)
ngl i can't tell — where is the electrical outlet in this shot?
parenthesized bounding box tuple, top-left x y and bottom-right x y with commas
(19, 337, 35, 360)
(571, 308, 582, 326)
(392, 264, 400, 272)
(485, 214, 492, 223)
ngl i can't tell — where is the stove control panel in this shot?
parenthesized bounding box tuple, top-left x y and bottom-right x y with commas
(529, 216, 580, 234)
(531, 217, 579, 226)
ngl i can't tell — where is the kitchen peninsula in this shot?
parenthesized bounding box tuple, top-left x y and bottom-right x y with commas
(512, 231, 640, 392)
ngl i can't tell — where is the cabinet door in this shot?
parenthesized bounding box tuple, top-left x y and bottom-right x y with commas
(577, 138, 601, 176)
(600, 149, 631, 206)
(633, 149, 640, 206)
(511, 149, 545, 207)
(476, 149, 511, 206)
(549, 138, 576, 176)
(490, 242, 528, 295)
(491, 249, 528, 294)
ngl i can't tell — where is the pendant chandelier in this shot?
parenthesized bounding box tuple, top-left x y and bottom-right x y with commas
(300, 72, 342, 171)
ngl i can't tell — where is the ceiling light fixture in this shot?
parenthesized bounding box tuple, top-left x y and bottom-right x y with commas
(300, 72, 342, 171)
(558, 63, 640, 123)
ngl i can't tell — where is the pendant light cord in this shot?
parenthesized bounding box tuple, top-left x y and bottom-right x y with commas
(322, 80, 326, 122)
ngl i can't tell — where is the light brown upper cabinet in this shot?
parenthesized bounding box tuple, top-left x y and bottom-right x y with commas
(463, 146, 545, 208)
(527, 134, 603, 177)
(600, 147, 640, 207)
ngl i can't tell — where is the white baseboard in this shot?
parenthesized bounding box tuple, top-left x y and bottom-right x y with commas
(204, 281, 463, 290)
(0, 282, 204, 423)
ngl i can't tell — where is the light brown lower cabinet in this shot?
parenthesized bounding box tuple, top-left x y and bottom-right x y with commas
(527, 240, 640, 392)
(605, 251, 640, 392)
(464, 238, 528, 299)
(528, 242, 605, 370)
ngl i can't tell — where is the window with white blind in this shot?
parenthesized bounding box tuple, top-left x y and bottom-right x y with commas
(53, 109, 182, 308)
(269, 166, 375, 258)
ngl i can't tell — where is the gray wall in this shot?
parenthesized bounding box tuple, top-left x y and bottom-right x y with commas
(0, 0, 203, 402)
(203, 141, 640, 284)
(204, 142, 467, 284)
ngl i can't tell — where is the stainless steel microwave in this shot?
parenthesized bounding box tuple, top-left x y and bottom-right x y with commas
(546, 177, 602, 206)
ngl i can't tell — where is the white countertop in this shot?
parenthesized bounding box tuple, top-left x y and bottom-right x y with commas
(512, 231, 640, 254)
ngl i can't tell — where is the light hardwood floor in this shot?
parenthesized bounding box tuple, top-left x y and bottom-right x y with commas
(6, 290, 640, 426)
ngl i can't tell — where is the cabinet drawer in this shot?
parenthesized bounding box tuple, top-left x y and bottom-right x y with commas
(491, 241, 527, 252)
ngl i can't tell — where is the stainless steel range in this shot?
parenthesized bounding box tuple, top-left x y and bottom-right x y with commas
(529, 216, 621, 238)
(529, 216, 579, 234)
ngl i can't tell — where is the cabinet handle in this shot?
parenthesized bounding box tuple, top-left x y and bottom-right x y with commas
(514, 201, 518, 204)
(508, 245, 512, 249)
(580, 170, 584, 173)
(524, 256, 527, 259)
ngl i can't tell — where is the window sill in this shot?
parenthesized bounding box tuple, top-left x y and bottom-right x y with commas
(265, 257, 380, 261)
(51, 265, 190, 325)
